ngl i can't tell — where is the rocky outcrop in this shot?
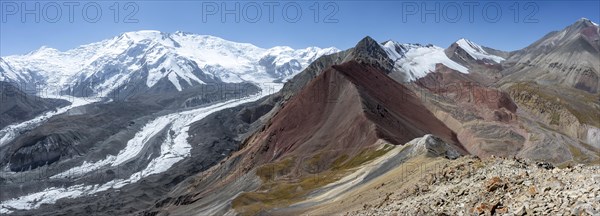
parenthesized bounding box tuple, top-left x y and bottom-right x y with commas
(344, 36, 395, 72)
(352, 157, 600, 215)
(407, 134, 461, 159)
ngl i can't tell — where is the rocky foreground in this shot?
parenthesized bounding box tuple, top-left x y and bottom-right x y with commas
(351, 156, 600, 216)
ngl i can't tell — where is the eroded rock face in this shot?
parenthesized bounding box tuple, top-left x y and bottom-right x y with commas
(347, 36, 395, 72)
(506, 82, 600, 162)
(415, 65, 518, 122)
(410, 62, 599, 165)
(411, 66, 527, 160)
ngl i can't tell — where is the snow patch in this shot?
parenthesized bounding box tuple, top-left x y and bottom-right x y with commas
(587, 126, 600, 149)
(381, 41, 468, 82)
(398, 45, 469, 79)
(579, 17, 598, 26)
(381, 41, 405, 60)
(168, 72, 183, 91)
(455, 38, 505, 63)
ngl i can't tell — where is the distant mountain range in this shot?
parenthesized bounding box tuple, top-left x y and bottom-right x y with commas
(0, 18, 598, 215)
(0, 31, 339, 96)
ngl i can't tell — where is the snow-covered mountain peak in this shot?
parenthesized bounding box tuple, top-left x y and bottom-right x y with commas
(379, 39, 468, 82)
(28, 46, 60, 56)
(455, 38, 505, 63)
(264, 46, 296, 56)
(578, 17, 599, 26)
(1, 30, 339, 95)
(315, 46, 340, 54)
(122, 30, 162, 38)
(263, 46, 338, 62)
(381, 40, 406, 59)
(381, 40, 397, 47)
(456, 38, 485, 53)
(115, 30, 177, 50)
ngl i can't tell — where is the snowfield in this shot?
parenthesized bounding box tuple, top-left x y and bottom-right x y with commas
(2, 31, 338, 95)
(381, 41, 469, 81)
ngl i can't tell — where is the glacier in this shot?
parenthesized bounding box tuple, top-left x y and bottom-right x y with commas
(0, 85, 280, 214)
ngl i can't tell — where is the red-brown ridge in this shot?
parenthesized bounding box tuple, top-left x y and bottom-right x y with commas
(242, 60, 466, 171)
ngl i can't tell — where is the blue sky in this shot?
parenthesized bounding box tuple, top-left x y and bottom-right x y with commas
(1, 0, 599, 56)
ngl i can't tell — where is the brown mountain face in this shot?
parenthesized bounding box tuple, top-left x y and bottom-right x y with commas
(491, 19, 600, 163)
(222, 60, 467, 181)
(247, 61, 463, 166)
(415, 64, 518, 121)
(411, 64, 527, 160)
(412, 58, 598, 165)
(225, 60, 467, 215)
(418, 19, 600, 165)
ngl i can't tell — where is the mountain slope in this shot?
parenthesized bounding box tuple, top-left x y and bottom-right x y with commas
(500, 18, 600, 93)
(0, 82, 70, 129)
(245, 61, 464, 164)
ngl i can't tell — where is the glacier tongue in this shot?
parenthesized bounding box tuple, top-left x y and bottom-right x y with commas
(0, 85, 282, 214)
